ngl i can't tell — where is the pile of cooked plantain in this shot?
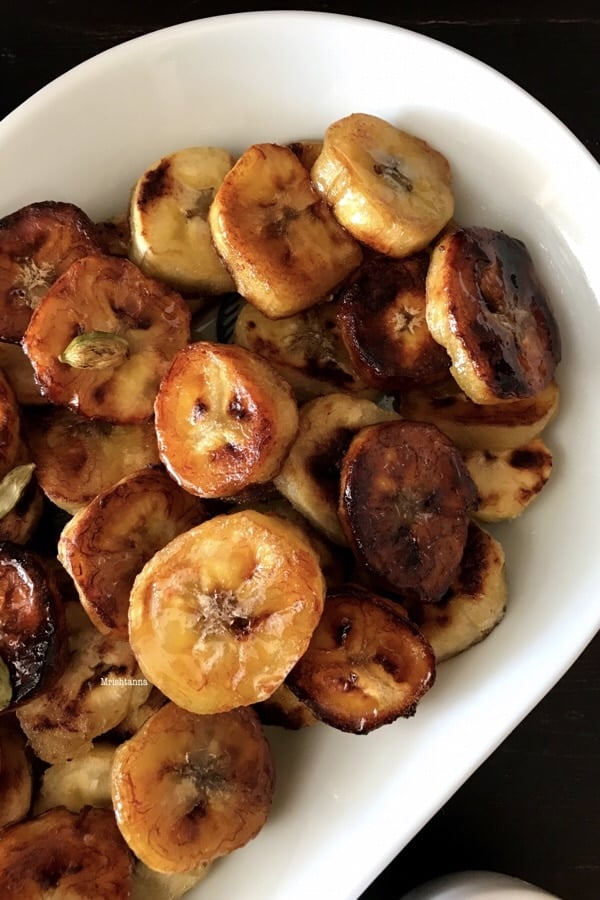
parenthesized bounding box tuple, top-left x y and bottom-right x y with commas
(0, 112, 560, 896)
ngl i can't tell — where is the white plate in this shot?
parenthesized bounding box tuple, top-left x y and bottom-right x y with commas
(2, 11, 599, 900)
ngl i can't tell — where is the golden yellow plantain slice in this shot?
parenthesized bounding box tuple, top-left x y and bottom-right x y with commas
(209, 142, 362, 318)
(398, 378, 560, 450)
(129, 510, 325, 714)
(0, 200, 103, 342)
(0, 716, 32, 828)
(337, 251, 450, 390)
(23, 406, 160, 514)
(112, 702, 275, 873)
(287, 584, 435, 733)
(409, 522, 507, 662)
(23, 254, 191, 423)
(33, 742, 115, 815)
(463, 438, 553, 521)
(425, 227, 561, 402)
(155, 342, 299, 499)
(17, 602, 148, 763)
(339, 420, 477, 601)
(274, 392, 399, 546)
(0, 806, 134, 899)
(58, 467, 208, 639)
(311, 113, 454, 257)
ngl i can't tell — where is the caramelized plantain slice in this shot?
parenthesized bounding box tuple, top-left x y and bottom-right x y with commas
(0, 542, 66, 711)
(23, 406, 160, 513)
(0, 341, 47, 405)
(23, 254, 191, 423)
(58, 467, 208, 640)
(0, 716, 32, 828)
(112, 702, 275, 873)
(255, 682, 317, 730)
(0, 369, 21, 479)
(287, 139, 324, 171)
(337, 252, 450, 390)
(113, 686, 168, 740)
(287, 584, 435, 733)
(0, 201, 103, 342)
(339, 420, 477, 601)
(0, 806, 134, 899)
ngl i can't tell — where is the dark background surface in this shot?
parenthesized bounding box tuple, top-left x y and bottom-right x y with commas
(1, 4, 599, 899)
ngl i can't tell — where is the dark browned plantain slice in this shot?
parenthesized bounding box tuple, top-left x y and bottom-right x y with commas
(0, 715, 32, 828)
(287, 584, 435, 733)
(337, 252, 450, 389)
(23, 254, 191, 423)
(23, 406, 160, 514)
(339, 420, 477, 601)
(0, 542, 66, 712)
(0, 369, 21, 479)
(0, 341, 47, 405)
(0, 806, 134, 899)
(426, 227, 561, 402)
(111, 702, 275, 873)
(58, 467, 208, 640)
(0, 201, 103, 343)
(255, 682, 318, 730)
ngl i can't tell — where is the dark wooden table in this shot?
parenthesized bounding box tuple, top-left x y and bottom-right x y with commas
(1, 4, 598, 899)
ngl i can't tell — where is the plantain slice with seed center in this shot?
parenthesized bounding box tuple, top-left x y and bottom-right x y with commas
(129, 510, 325, 714)
(58, 467, 208, 640)
(425, 226, 561, 403)
(111, 702, 275, 873)
(23, 254, 191, 423)
(0, 716, 32, 828)
(339, 420, 477, 601)
(0, 806, 134, 899)
(155, 342, 299, 499)
(0, 201, 103, 342)
(337, 251, 450, 390)
(287, 584, 435, 733)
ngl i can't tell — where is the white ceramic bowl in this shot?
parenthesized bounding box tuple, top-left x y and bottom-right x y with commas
(2, 12, 599, 900)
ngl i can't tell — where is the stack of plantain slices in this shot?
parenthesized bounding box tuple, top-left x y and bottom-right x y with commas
(0, 110, 561, 897)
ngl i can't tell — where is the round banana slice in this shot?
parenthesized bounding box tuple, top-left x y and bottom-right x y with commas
(463, 437, 553, 521)
(132, 861, 210, 900)
(287, 139, 324, 171)
(337, 251, 450, 390)
(274, 393, 399, 546)
(287, 584, 435, 733)
(0, 543, 67, 711)
(16, 601, 148, 763)
(398, 378, 560, 451)
(23, 406, 160, 514)
(0, 716, 32, 828)
(255, 682, 318, 730)
(129, 146, 236, 294)
(0, 806, 134, 899)
(155, 342, 299, 499)
(23, 254, 191, 423)
(425, 226, 561, 403)
(234, 298, 378, 402)
(58, 467, 208, 639)
(209, 142, 362, 319)
(34, 742, 115, 815)
(0, 200, 103, 342)
(111, 702, 275, 873)
(129, 510, 325, 714)
(311, 112, 454, 257)
(0, 341, 47, 405)
(410, 522, 507, 662)
(339, 420, 477, 601)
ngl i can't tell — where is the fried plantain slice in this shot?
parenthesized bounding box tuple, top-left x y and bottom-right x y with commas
(129, 510, 325, 714)
(287, 139, 324, 171)
(131, 861, 211, 900)
(112, 702, 275, 873)
(0, 201, 103, 343)
(337, 252, 450, 390)
(0, 369, 21, 479)
(0, 341, 47, 405)
(398, 377, 560, 450)
(255, 682, 318, 730)
(0, 716, 32, 828)
(287, 584, 435, 733)
(0, 543, 67, 712)
(112, 686, 168, 740)
(33, 742, 116, 815)
(0, 806, 134, 899)
(409, 521, 507, 661)
(339, 420, 477, 601)
(16, 602, 148, 763)
(23, 254, 191, 423)
(58, 467, 208, 640)
(425, 227, 561, 402)
(23, 406, 160, 514)
(155, 342, 299, 499)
